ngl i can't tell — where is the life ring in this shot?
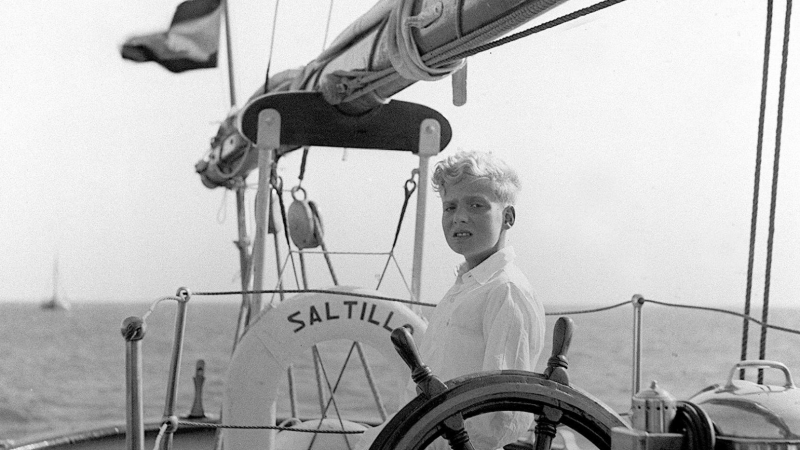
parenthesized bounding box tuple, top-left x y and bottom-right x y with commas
(222, 286, 428, 450)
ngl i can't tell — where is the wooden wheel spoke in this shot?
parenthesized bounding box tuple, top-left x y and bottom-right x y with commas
(533, 405, 564, 450)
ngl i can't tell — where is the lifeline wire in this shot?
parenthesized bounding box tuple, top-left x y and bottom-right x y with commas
(193, 288, 437, 308)
(177, 420, 364, 433)
(188, 287, 800, 337)
(645, 299, 800, 337)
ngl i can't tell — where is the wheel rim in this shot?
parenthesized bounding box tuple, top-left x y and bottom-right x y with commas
(370, 371, 628, 450)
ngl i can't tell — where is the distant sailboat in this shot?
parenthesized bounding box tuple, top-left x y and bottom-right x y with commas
(41, 257, 69, 311)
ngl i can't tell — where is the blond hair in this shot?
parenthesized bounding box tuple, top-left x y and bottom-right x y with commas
(431, 150, 521, 205)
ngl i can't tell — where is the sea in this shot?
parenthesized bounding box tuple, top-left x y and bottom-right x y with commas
(1, 300, 799, 443)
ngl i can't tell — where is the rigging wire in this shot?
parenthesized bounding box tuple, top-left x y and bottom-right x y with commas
(222, 0, 237, 106)
(759, 0, 793, 384)
(263, 0, 282, 94)
(339, 0, 631, 104)
(432, 0, 630, 65)
(741, 0, 774, 377)
(376, 172, 417, 290)
(321, 0, 336, 51)
(273, 174, 303, 291)
(216, 187, 229, 224)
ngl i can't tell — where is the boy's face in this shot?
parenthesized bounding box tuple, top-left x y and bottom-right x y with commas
(441, 178, 513, 270)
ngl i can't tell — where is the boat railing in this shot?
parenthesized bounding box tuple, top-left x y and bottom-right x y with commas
(121, 287, 800, 450)
(545, 294, 800, 400)
(122, 289, 191, 450)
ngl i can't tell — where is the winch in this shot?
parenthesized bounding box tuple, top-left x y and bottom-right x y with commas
(690, 360, 800, 450)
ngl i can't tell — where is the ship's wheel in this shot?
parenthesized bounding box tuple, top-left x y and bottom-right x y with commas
(369, 319, 630, 450)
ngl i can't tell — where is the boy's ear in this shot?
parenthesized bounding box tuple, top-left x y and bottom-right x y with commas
(503, 206, 515, 229)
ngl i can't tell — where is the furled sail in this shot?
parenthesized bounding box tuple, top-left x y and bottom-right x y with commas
(196, 0, 568, 188)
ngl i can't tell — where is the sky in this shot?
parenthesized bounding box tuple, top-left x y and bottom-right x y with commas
(0, 0, 797, 312)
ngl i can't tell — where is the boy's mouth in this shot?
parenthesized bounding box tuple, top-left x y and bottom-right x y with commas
(453, 231, 471, 238)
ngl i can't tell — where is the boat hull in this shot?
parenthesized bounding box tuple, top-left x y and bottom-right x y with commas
(2, 419, 217, 450)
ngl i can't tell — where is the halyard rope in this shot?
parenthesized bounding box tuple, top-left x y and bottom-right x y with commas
(152, 423, 169, 450)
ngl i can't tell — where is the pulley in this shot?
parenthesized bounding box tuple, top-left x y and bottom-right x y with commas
(287, 186, 324, 249)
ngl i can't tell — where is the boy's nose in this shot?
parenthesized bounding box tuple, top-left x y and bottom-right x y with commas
(452, 207, 468, 223)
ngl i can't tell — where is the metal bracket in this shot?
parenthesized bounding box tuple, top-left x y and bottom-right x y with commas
(418, 118, 441, 157)
(257, 109, 281, 151)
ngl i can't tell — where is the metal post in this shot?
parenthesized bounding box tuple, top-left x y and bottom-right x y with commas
(122, 316, 146, 450)
(250, 109, 280, 313)
(160, 289, 191, 450)
(287, 366, 298, 418)
(631, 294, 644, 397)
(411, 119, 441, 312)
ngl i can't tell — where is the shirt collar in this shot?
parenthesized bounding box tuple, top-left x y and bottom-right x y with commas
(457, 246, 516, 285)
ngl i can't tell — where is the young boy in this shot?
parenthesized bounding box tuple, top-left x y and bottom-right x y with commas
(357, 150, 545, 450)
(418, 150, 546, 449)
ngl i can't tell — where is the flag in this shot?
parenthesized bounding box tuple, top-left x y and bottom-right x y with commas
(121, 0, 222, 73)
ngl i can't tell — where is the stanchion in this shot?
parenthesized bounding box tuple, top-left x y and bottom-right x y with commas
(160, 288, 191, 450)
(631, 294, 644, 398)
(122, 316, 146, 450)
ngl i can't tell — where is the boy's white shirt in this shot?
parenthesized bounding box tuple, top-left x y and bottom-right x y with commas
(356, 246, 546, 450)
